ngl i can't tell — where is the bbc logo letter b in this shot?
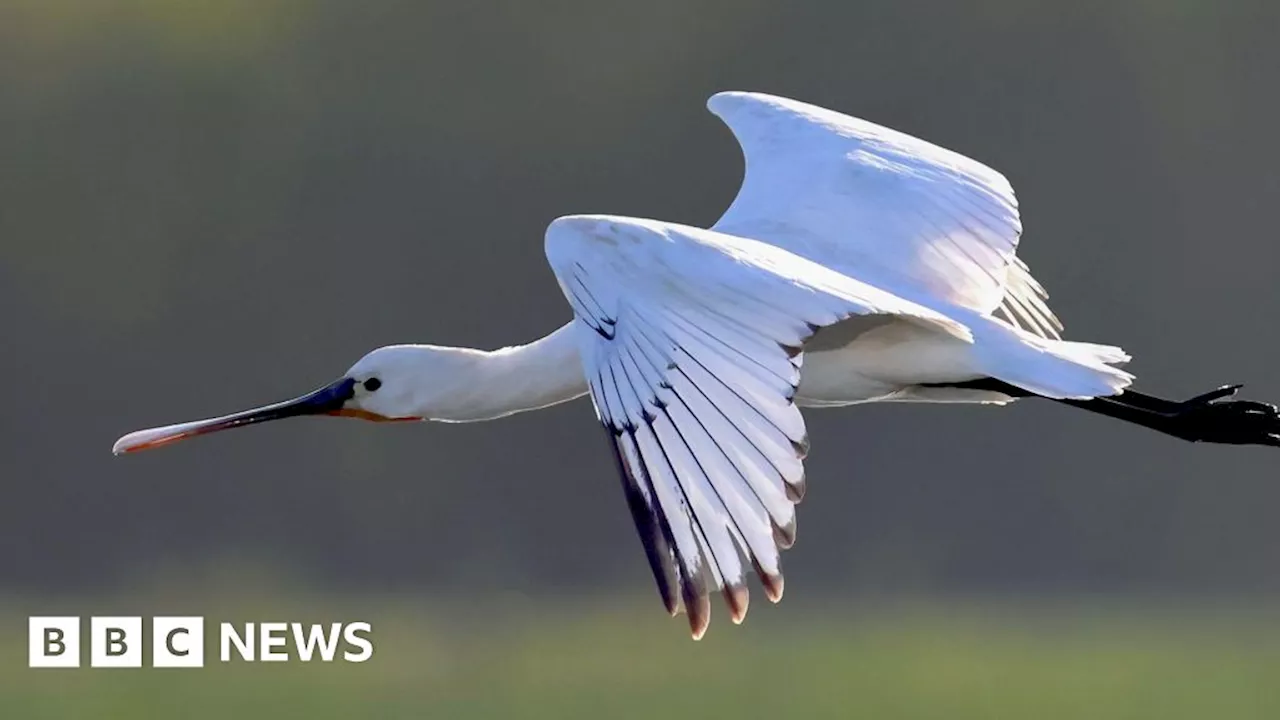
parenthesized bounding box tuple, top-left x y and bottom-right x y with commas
(91, 617, 142, 668)
(29, 617, 80, 668)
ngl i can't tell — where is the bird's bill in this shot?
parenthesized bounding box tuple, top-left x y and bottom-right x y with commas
(111, 377, 358, 455)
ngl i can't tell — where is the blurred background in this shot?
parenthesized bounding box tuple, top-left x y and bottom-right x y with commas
(3, 0, 1280, 716)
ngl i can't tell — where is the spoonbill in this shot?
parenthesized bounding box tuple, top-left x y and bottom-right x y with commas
(114, 91, 1280, 639)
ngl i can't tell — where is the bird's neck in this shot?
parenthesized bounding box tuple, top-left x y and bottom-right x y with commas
(423, 322, 589, 422)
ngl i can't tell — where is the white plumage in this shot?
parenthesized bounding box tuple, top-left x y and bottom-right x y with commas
(544, 213, 979, 624)
(707, 92, 1061, 339)
(126, 91, 1280, 641)
(535, 94, 1132, 636)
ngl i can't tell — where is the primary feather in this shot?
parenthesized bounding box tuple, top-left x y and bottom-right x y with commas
(708, 90, 1063, 339)
(543, 93, 1130, 638)
(545, 215, 974, 638)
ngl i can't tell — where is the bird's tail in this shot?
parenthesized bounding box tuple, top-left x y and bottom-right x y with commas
(974, 321, 1133, 400)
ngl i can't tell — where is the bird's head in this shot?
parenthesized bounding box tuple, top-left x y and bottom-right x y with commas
(111, 345, 452, 455)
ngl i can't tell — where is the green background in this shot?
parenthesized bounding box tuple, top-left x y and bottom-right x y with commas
(4, 0, 1280, 716)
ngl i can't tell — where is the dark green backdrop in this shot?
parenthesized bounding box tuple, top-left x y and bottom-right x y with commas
(3, 0, 1279, 600)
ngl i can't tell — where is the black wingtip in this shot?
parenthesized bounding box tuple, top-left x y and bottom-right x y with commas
(683, 579, 712, 640)
(772, 518, 797, 549)
(723, 583, 749, 625)
(607, 430, 680, 616)
(750, 558, 785, 604)
(761, 572, 784, 604)
(785, 475, 806, 503)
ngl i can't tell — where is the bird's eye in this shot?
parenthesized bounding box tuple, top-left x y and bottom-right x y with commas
(363, 378, 382, 392)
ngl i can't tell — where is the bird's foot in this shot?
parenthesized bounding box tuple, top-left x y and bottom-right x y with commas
(1170, 385, 1280, 447)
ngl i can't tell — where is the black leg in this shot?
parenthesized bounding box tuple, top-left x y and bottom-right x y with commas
(925, 379, 1280, 448)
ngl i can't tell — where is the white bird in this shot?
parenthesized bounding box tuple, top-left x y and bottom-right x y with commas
(114, 91, 1280, 639)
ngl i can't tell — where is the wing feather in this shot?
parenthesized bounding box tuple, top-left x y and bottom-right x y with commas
(546, 214, 972, 637)
(707, 90, 1062, 339)
(608, 429, 680, 615)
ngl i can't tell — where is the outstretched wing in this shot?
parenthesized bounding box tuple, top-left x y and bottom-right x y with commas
(545, 214, 971, 638)
(708, 91, 1062, 339)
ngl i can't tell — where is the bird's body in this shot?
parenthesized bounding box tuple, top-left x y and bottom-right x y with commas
(114, 91, 1280, 639)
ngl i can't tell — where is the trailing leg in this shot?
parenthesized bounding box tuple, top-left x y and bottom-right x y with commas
(927, 379, 1280, 447)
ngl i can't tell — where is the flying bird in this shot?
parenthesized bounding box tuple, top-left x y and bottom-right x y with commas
(113, 91, 1280, 639)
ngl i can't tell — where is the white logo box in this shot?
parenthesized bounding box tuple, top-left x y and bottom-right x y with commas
(29, 616, 204, 669)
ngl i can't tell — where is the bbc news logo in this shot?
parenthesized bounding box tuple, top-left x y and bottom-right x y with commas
(29, 617, 373, 668)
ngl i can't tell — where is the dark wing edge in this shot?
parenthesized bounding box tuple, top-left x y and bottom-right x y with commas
(584, 298, 811, 639)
